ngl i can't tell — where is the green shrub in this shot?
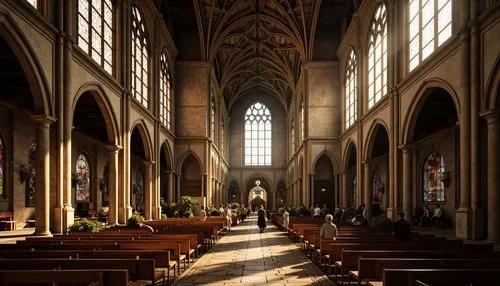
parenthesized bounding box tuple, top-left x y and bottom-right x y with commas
(68, 218, 101, 233)
(162, 203, 177, 218)
(127, 213, 145, 228)
(176, 196, 198, 218)
(288, 207, 297, 216)
(250, 197, 266, 210)
(209, 208, 220, 216)
(298, 208, 311, 217)
(161, 213, 167, 219)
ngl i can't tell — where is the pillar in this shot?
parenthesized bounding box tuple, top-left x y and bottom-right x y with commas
(310, 174, 315, 206)
(176, 173, 181, 201)
(401, 145, 412, 223)
(342, 171, 349, 208)
(106, 145, 121, 226)
(167, 171, 173, 204)
(482, 110, 500, 242)
(143, 161, 153, 220)
(31, 115, 56, 236)
(363, 161, 372, 223)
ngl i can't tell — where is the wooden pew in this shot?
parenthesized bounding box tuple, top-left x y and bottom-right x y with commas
(352, 257, 500, 285)
(0, 258, 165, 285)
(0, 269, 132, 286)
(376, 268, 500, 286)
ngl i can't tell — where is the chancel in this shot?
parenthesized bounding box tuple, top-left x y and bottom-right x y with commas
(0, 0, 499, 285)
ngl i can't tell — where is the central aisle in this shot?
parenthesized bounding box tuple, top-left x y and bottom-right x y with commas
(173, 214, 333, 285)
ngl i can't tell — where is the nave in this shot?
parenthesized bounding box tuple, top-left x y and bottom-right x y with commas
(173, 215, 331, 286)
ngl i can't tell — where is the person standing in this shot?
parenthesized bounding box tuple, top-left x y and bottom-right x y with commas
(393, 212, 411, 240)
(200, 206, 207, 221)
(320, 214, 338, 240)
(239, 205, 247, 222)
(257, 205, 267, 233)
(282, 208, 290, 231)
(225, 204, 232, 231)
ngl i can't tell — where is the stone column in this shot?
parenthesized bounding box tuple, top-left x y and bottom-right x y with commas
(31, 115, 56, 236)
(106, 145, 121, 226)
(401, 145, 413, 223)
(342, 171, 349, 208)
(310, 174, 315, 206)
(143, 161, 153, 220)
(201, 174, 206, 208)
(363, 161, 372, 223)
(176, 173, 181, 201)
(482, 110, 500, 242)
(167, 171, 173, 204)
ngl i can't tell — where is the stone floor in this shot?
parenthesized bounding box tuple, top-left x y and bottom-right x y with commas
(172, 215, 333, 286)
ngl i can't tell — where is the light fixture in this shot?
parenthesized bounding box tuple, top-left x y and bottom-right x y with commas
(320, 188, 326, 192)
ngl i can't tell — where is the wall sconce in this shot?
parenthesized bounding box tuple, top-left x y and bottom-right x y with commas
(442, 172, 450, 188)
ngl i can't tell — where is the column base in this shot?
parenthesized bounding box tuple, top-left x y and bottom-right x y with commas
(456, 207, 473, 239)
(155, 206, 162, 220)
(119, 206, 133, 224)
(53, 206, 64, 234)
(62, 205, 75, 234)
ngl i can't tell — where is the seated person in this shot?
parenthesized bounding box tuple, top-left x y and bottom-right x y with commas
(430, 204, 442, 227)
(313, 204, 321, 217)
(320, 214, 338, 240)
(419, 204, 430, 226)
(393, 212, 411, 240)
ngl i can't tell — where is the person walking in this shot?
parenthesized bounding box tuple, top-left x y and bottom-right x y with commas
(282, 208, 290, 231)
(257, 205, 267, 233)
(239, 205, 247, 222)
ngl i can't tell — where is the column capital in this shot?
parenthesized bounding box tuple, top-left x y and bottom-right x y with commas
(480, 110, 500, 125)
(362, 160, 371, 166)
(30, 115, 56, 125)
(106, 145, 123, 152)
(142, 160, 155, 166)
(398, 144, 414, 151)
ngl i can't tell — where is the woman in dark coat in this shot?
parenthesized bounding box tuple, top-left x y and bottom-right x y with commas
(257, 205, 267, 233)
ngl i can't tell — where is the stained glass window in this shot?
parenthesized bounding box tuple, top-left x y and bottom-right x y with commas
(244, 102, 272, 166)
(352, 175, 357, 207)
(0, 136, 4, 198)
(131, 5, 149, 108)
(26, 141, 36, 206)
(368, 3, 388, 109)
(159, 52, 171, 129)
(211, 99, 215, 139)
(408, 0, 452, 71)
(75, 154, 90, 201)
(77, 0, 114, 74)
(345, 49, 357, 128)
(423, 151, 446, 202)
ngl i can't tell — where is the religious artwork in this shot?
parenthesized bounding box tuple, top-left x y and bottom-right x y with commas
(0, 136, 4, 198)
(423, 151, 446, 202)
(133, 171, 144, 213)
(75, 154, 91, 201)
(26, 140, 36, 207)
(373, 170, 384, 204)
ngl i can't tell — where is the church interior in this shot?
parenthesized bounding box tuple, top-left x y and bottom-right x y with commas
(0, 0, 499, 284)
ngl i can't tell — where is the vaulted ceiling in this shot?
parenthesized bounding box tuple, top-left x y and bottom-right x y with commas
(159, 0, 357, 110)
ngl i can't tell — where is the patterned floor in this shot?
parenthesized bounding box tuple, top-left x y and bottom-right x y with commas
(172, 214, 333, 286)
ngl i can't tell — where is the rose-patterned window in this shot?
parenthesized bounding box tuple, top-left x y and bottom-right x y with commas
(75, 154, 91, 201)
(423, 151, 445, 202)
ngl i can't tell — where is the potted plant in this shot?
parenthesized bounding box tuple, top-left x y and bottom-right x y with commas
(68, 218, 101, 233)
(127, 213, 145, 228)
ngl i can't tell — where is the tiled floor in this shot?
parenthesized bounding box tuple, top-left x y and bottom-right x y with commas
(172, 215, 333, 286)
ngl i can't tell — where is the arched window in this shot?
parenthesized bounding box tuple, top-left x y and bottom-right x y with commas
(291, 119, 295, 153)
(211, 99, 215, 139)
(77, 0, 113, 74)
(26, 141, 36, 207)
(300, 101, 305, 141)
(131, 5, 149, 108)
(75, 154, 91, 201)
(0, 135, 5, 198)
(423, 151, 446, 202)
(159, 52, 172, 129)
(368, 3, 388, 109)
(244, 102, 272, 166)
(408, 0, 452, 71)
(345, 49, 357, 128)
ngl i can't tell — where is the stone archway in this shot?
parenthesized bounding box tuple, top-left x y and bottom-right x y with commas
(245, 176, 271, 210)
(130, 123, 153, 220)
(313, 154, 335, 208)
(160, 142, 173, 204)
(344, 141, 357, 208)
